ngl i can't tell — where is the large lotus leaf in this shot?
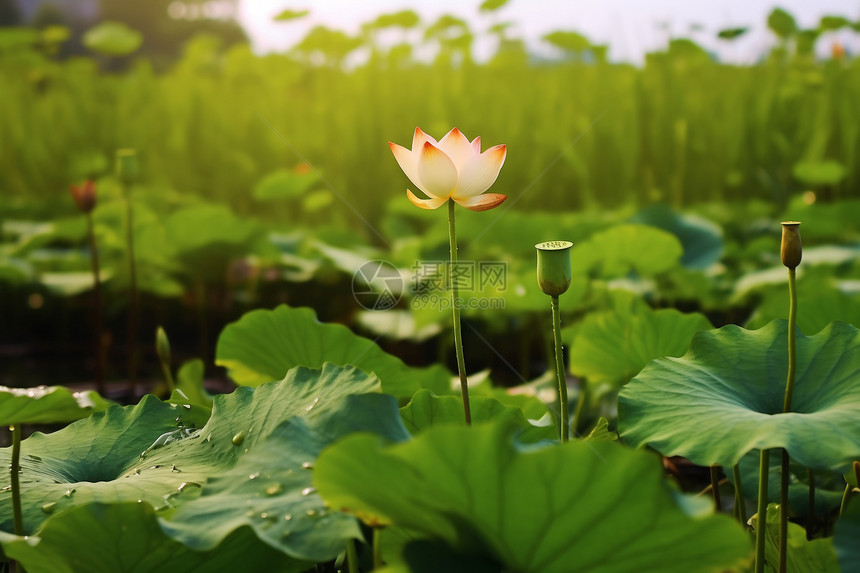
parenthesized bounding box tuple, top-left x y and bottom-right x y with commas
(629, 204, 724, 270)
(253, 168, 321, 201)
(161, 392, 409, 560)
(563, 296, 711, 393)
(755, 503, 839, 572)
(399, 389, 556, 443)
(0, 503, 303, 573)
(618, 320, 860, 470)
(0, 385, 111, 425)
(313, 422, 751, 572)
(573, 224, 683, 278)
(0, 364, 379, 536)
(835, 498, 860, 572)
(215, 305, 450, 398)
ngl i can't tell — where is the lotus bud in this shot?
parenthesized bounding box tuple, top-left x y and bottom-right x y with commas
(115, 149, 139, 185)
(780, 221, 802, 269)
(535, 241, 573, 297)
(155, 326, 171, 366)
(69, 180, 97, 214)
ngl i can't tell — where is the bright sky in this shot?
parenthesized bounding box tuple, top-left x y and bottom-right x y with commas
(237, 0, 860, 63)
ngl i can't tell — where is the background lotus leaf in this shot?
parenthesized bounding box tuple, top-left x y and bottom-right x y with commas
(0, 385, 110, 425)
(618, 320, 860, 470)
(215, 305, 450, 398)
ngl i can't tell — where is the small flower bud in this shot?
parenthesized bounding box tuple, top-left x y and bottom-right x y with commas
(115, 149, 139, 185)
(780, 221, 802, 269)
(535, 241, 573, 297)
(69, 180, 97, 214)
(155, 326, 171, 366)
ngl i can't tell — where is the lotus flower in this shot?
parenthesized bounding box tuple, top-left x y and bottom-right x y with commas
(389, 127, 507, 211)
(69, 180, 97, 214)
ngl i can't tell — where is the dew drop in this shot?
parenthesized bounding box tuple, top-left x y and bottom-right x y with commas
(1, 485, 12, 492)
(301, 487, 316, 496)
(137, 499, 143, 503)
(260, 512, 269, 519)
(41, 502, 57, 514)
(265, 484, 283, 496)
(284, 514, 292, 521)
(248, 472, 260, 480)
(183, 404, 191, 409)
(301, 462, 314, 470)
(178, 482, 189, 492)
(305, 509, 317, 517)
(305, 397, 320, 412)
(64, 488, 76, 498)
(232, 432, 245, 446)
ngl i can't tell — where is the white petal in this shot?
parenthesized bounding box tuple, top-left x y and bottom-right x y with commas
(456, 193, 507, 212)
(406, 189, 448, 210)
(438, 128, 476, 172)
(417, 141, 458, 199)
(471, 136, 481, 153)
(452, 144, 506, 199)
(389, 142, 429, 195)
(411, 126, 437, 151)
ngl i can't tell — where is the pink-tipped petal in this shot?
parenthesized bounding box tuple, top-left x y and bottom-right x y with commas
(417, 141, 458, 198)
(438, 128, 476, 171)
(452, 144, 507, 199)
(406, 189, 448, 210)
(456, 193, 507, 212)
(389, 141, 433, 195)
(471, 136, 481, 153)
(411, 127, 437, 151)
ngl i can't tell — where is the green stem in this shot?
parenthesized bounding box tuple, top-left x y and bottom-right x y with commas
(777, 266, 797, 572)
(551, 296, 569, 442)
(755, 449, 770, 573)
(447, 200, 471, 426)
(124, 185, 140, 394)
(85, 213, 106, 396)
(346, 538, 360, 573)
(839, 482, 852, 518)
(159, 355, 175, 395)
(372, 527, 383, 569)
(779, 450, 789, 573)
(807, 467, 815, 540)
(10, 425, 23, 536)
(710, 466, 722, 511)
(733, 464, 747, 526)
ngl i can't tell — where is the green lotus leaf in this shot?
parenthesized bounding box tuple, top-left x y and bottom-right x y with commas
(0, 364, 379, 536)
(563, 294, 712, 393)
(0, 502, 304, 573)
(630, 204, 724, 270)
(573, 224, 683, 278)
(835, 498, 860, 572)
(215, 305, 450, 398)
(0, 385, 111, 425)
(253, 168, 320, 201)
(745, 278, 860, 333)
(82, 21, 142, 56)
(399, 389, 556, 443)
(161, 393, 409, 560)
(618, 320, 860, 470)
(314, 422, 751, 572)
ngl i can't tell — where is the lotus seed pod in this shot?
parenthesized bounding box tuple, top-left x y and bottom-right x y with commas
(535, 241, 573, 297)
(780, 221, 802, 269)
(115, 149, 139, 184)
(155, 326, 171, 365)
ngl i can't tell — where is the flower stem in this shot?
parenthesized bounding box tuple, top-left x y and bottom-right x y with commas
(123, 184, 140, 395)
(447, 200, 471, 426)
(346, 538, 360, 573)
(755, 449, 769, 573)
(85, 212, 106, 396)
(10, 425, 23, 536)
(710, 465, 722, 511)
(551, 295, 569, 442)
(777, 266, 798, 573)
(372, 527, 383, 569)
(732, 464, 747, 526)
